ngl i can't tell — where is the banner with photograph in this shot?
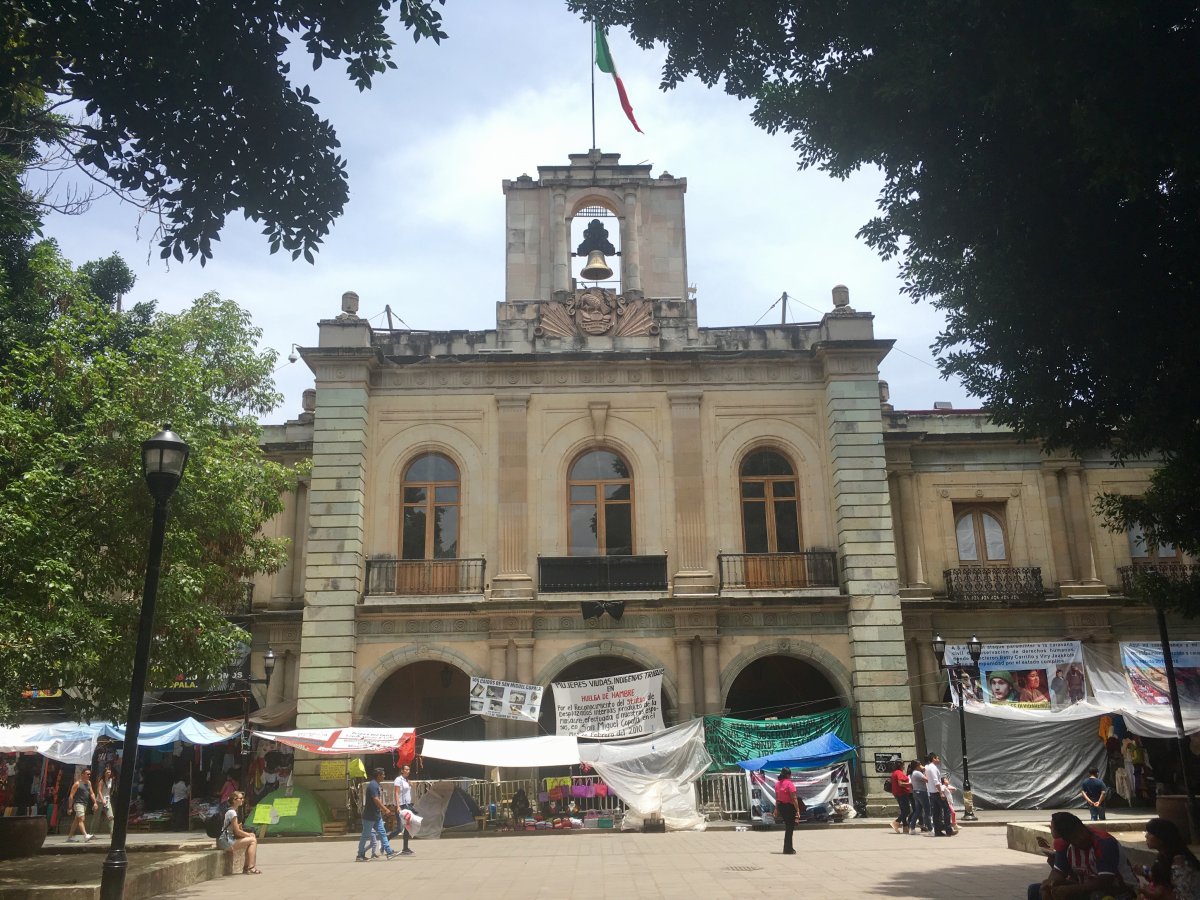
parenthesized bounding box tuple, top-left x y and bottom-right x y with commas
(944, 641, 1084, 709)
(1121, 642, 1200, 707)
(468, 677, 543, 722)
(552, 668, 665, 738)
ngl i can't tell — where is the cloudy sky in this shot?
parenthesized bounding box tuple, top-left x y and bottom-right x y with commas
(41, 0, 976, 424)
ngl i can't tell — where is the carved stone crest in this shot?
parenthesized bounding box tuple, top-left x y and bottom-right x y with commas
(535, 287, 659, 338)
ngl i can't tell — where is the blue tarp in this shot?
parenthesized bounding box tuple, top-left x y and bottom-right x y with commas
(735, 732, 857, 771)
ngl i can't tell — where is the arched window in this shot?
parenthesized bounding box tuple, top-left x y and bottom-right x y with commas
(740, 450, 801, 553)
(568, 449, 633, 556)
(400, 453, 460, 560)
(954, 506, 1008, 566)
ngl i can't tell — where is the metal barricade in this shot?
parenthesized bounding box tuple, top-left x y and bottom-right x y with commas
(696, 772, 751, 819)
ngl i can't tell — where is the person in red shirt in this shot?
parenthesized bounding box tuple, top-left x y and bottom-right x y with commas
(775, 767, 802, 856)
(889, 761, 913, 834)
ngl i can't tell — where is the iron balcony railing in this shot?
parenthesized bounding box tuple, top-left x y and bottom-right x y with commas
(943, 566, 1044, 603)
(219, 582, 255, 617)
(1118, 563, 1200, 596)
(718, 551, 840, 591)
(538, 555, 668, 593)
(365, 557, 486, 596)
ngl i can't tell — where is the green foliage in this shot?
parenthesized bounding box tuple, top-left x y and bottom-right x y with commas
(572, 1, 1200, 560)
(79, 253, 135, 309)
(3, 1, 448, 263)
(0, 277, 302, 723)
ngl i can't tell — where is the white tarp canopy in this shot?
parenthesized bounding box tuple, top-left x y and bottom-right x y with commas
(421, 734, 581, 767)
(578, 718, 712, 831)
(0, 718, 243, 765)
(253, 726, 414, 756)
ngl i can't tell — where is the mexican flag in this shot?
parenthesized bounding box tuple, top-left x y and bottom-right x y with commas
(595, 23, 643, 134)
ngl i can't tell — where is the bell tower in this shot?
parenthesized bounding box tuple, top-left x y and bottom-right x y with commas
(502, 149, 688, 303)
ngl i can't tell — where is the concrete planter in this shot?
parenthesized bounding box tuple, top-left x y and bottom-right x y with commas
(0, 815, 48, 859)
(1156, 794, 1190, 842)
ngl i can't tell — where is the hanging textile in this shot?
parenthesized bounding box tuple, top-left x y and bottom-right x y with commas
(702, 708, 853, 770)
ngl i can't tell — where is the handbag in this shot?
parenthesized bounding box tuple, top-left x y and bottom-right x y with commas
(571, 784, 589, 799)
(549, 787, 564, 802)
(537, 791, 549, 803)
(594, 783, 608, 798)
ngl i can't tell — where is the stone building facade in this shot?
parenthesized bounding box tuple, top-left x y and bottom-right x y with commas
(249, 151, 1189, 809)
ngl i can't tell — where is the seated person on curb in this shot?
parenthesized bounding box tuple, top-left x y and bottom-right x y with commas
(217, 791, 261, 875)
(1028, 812, 1131, 900)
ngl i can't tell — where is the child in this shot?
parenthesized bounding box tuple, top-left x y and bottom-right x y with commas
(940, 775, 959, 833)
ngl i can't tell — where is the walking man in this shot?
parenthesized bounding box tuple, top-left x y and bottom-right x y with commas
(356, 768, 397, 862)
(65, 768, 96, 842)
(1080, 767, 1108, 820)
(390, 764, 415, 855)
(925, 753, 952, 837)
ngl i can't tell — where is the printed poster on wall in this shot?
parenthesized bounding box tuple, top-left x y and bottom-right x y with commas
(552, 668, 665, 738)
(944, 641, 1085, 709)
(1121, 642, 1200, 707)
(468, 677, 543, 722)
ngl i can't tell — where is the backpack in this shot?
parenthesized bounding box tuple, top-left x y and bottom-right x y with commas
(205, 810, 225, 839)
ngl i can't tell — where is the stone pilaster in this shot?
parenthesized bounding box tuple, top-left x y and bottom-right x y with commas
(821, 347, 916, 809)
(486, 640, 508, 741)
(896, 468, 931, 597)
(674, 638, 696, 721)
(1041, 465, 1077, 588)
(552, 190, 568, 295)
(668, 391, 715, 593)
(701, 638, 721, 714)
(295, 370, 371, 726)
(1064, 467, 1105, 593)
(493, 394, 534, 598)
(620, 189, 641, 293)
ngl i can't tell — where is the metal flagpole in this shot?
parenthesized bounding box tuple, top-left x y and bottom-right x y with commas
(590, 22, 596, 149)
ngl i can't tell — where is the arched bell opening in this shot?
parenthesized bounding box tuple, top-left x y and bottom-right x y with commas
(724, 655, 845, 719)
(569, 203, 622, 289)
(363, 660, 484, 779)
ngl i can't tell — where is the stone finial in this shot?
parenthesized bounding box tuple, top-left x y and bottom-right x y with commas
(830, 284, 856, 316)
(302, 388, 316, 413)
(341, 290, 360, 316)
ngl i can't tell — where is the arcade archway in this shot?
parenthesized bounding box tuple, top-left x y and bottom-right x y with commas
(364, 660, 484, 779)
(725, 655, 845, 718)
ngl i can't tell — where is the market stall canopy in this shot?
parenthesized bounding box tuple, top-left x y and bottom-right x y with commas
(736, 732, 857, 771)
(420, 735, 581, 767)
(12, 718, 243, 765)
(253, 726, 415, 756)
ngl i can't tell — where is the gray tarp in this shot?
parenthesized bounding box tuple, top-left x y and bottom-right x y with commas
(922, 704, 1106, 809)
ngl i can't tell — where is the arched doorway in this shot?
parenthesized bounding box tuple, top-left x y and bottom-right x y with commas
(364, 660, 484, 779)
(725, 656, 844, 718)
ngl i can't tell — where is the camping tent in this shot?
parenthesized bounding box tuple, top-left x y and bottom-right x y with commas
(254, 783, 331, 836)
(736, 732, 857, 772)
(411, 780, 481, 839)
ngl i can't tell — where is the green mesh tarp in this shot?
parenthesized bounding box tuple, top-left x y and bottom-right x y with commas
(703, 708, 853, 770)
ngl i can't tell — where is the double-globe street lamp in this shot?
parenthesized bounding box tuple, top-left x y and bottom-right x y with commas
(931, 633, 983, 822)
(100, 426, 189, 900)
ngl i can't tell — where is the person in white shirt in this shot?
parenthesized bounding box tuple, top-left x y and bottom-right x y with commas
(907, 761, 930, 833)
(170, 777, 190, 831)
(390, 764, 415, 854)
(924, 754, 952, 836)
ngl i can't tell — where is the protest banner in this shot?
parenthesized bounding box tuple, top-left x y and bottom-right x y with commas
(1121, 642, 1200, 706)
(944, 641, 1084, 709)
(468, 677, 543, 722)
(552, 668, 664, 737)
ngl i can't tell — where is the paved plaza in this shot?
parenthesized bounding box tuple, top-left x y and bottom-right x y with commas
(143, 825, 1047, 900)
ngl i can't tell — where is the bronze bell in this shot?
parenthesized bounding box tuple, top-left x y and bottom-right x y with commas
(580, 250, 613, 281)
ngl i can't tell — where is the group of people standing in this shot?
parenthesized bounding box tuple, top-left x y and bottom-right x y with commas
(356, 764, 416, 861)
(888, 753, 958, 837)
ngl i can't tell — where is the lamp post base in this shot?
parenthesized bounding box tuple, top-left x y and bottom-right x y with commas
(99, 849, 128, 900)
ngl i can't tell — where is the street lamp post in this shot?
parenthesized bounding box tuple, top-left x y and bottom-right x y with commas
(100, 426, 189, 900)
(932, 633, 984, 822)
(241, 648, 277, 751)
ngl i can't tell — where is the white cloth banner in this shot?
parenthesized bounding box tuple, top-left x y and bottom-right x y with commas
(748, 764, 848, 816)
(468, 677, 542, 722)
(1119, 642, 1200, 707)
(553, 668, 665, 737)
(945, 641, 1084, 709)
(253, 727, 414, 755)
(420, 735, 582, 767)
